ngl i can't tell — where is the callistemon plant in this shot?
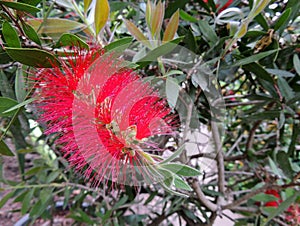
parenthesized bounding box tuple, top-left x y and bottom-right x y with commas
(35, 47, 200, 196)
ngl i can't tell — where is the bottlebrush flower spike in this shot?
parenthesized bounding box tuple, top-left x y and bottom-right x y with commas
(34, 47, 177, 187)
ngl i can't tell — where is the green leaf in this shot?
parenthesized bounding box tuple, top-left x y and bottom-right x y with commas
(18, 0, 41, 6)
(2, 21, 21, 48)
(55, 33, 89, 49)
(28, 18, 85, 34)
(160, 145, 185, 164)
(274, 8, 291, 32)
(158, 168, 174, 187)
(254, 14, 269, 31)
(104, 37, 133, 52)
(251, 193, 281, 202)
(160, 163, 201, 177)
(137, 37, 183, 67)
(166, 77, 179, 108)
(0, 97, 18, 117)
(198, 20, 218, 47)
(5, 47, 59, 68)
(173, 175, 192, 191)
(94, 0, 110, 35)
(0, 191, 14, 208)
(0, 140, 15, 156)
(3, 98, 34, 114)
(160, 181, 189, 197)
(265, 191, 300, 224)
(266, 69, 295, 78)
(231, 50, 277, 67)
(21, 189, 34, 215)
(276, 151, 294, 179)
(15, 68, 26, 102)
(246, 111, 280, 121)
(0, 1, 40, 13)
(21, 22, 41, 45)
(243, 63, 273, 82)
(277, 76, 294, 101)
(179, 9, 198, 23)
(293, 54, 300, 75)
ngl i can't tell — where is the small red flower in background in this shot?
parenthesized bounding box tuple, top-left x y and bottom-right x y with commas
(285, 203, 300, 226)
(264, 189, 282, 207)
(203, 0, 233, 12)
(35, 48, 176, 187)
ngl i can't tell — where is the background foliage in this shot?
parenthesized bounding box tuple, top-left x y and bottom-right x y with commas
(0, 0, 299, 225)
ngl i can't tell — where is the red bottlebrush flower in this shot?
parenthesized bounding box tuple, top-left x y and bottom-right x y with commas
(203, 0, 233, 12)
(217, 0, 233, 12)
(264, 189, 282, 207)
(34, 48, 176, 187)
(285, 203, 300, 225)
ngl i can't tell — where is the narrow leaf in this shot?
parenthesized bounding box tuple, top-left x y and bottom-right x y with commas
(179, 9, 198, 23)
(174, 175, 192, 191)
(0, 140, 15, 156)
(150, 0, 164, 38)
(94, 0, 110, 35)
(124, 19, 151, 48)
(0, 1, 40, 13)
(231, 50, 277, 67)
(21, 22, 41, 45)
(276, 151, 293, 179)
(166, 77, 179, 108)
(265, 191, 300, 224)
(163, 10, 179, 42)
(3, 98, 35, 114)
(21, 189, 34, 215)
(0, 97, 18, 117)
(5, 47, 59, 68)
(55, 33, 89, 49)
(15, 68, 26, 102)
(160, 145, 185, 164)
(84, 0, 93, 13)
(160, 163, 201, 177)
(104, 37, 133, 52)
(2, 21, 21, 48)
(198, 20, 218, 46)
(137, 37, 183, 67)
(146, 0, 153, 29)
(274, 8, 291, 31)
(0, 191, 14, 208)
(27, 18, 85, 34)
(293, 54, 300, 75)
(277, 76, 294, 101)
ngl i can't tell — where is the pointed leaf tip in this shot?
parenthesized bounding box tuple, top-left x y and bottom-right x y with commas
(95, 0, 110, 35)
(163, 10, 179, 42)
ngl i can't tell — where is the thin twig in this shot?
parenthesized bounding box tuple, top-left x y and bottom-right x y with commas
(192, 179, 218, 212)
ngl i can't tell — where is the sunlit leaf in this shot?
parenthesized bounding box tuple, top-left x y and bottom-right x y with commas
(163, 10, 179, 42)
(150, 0, 164, 38)
(28, 18, 85, 34)
(84, 0, 93, 13)
(94, 0, 110, 35)
(124, 19, 151, 48)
